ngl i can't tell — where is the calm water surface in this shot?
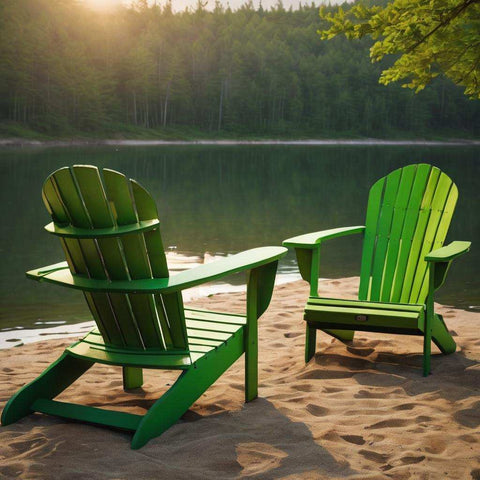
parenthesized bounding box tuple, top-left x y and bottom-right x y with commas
(1, 145, 478, 339)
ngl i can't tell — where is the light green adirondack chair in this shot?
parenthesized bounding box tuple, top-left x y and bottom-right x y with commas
(2, 165, 287, 448)
(283, 164, 470, 376)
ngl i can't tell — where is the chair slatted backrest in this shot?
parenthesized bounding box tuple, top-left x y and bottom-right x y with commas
(358, 164, 458, 305)
(42, 165, 189, 351)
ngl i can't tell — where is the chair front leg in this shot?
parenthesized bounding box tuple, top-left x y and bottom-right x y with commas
(245, 261, 279, 402)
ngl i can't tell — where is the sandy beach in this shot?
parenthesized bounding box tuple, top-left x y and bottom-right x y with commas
(1, 277, 479, 479)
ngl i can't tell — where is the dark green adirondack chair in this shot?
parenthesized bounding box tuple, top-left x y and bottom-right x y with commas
(283, 164, 470, 376)
(2, 165, 287, 448)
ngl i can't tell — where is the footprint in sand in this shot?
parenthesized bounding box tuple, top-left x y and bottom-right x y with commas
(393, 403, 416, 411)
(358, 449, 390, 463)
(415, 415, 433, 424)
(284, 332, 301, 338)
(354, 389, 387, 399)
(340, 435, 366, 445)
(323, 387, 344, 394)
(454, 402, 480, 428)
(236, 442, 287, 477)
(109, 380, 124, 388)
(346, 346, 375, 357)
(424, 439, 446, 454)
(306, 403, 329, 417)
(322, 430, 340, 441)
(400, 455, 426, 465)
(9, 435, 50, 455)
(292, 383, 312, 392)
(299, 369, 353, 380)
(460, 434, 478, 444)
(366, 419, 410, 429)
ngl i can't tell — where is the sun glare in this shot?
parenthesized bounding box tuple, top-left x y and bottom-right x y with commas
(83, 0, 125, 11)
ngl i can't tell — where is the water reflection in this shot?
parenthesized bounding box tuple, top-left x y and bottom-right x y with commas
(1, 145, 478, 333)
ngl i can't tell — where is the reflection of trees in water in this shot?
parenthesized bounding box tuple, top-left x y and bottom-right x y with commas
(1, 145, 479, 317)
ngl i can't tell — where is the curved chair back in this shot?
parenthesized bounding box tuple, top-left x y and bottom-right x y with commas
(42, 165, 188, 351)
(358, 164, 458, 304)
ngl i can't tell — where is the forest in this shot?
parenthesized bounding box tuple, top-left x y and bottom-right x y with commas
(0, 0, 478, 139)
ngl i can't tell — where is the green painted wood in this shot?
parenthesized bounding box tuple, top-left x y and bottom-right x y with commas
(1, 353, 93, 425)
(305, 324, 317, 362)
(423, 262, 435, 376)
(294, 248, 314, 284)
(399, 166, 441, 303)
(379, 165, 417, 302)
(186, 329, 232, 341)
(425, 240, 471, 262)
(283, 227, 365, 297)
(103, 168, 166, 350)
(284, 164, 468, 374)
(75, 166, 145, 349)
(32, 399, 142, 431)
(44, 219, 160, 238)
(307, 297, 424, 313)
(369, 167, 403, 301)
(308, 248, 320, 297)
(131, 328, 245, 449)
(185, 308, 246, 324)
(130, 179, 169, 277)
(44, 167, 122, 345)
(389, 164, 432, 303)
(414, 184, 459, 303)
(185, 318, 243, 333)
(27, 247, 287, 294)
(67, 341, 193, 369)
(245, 266, 259, 403)
(283, 226, 365, 248)
(5, 164, 287, 448)
(322, 330, 355, 342)
(431, 314, 456, 354)
(408, 172, 456, 304)
(359, 176, 385, 300)
(305, 305, 421, 331)
(123, 367, 144, 390)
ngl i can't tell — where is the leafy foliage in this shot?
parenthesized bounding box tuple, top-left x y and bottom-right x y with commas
(0, 0, 478, 136)
(320, 0, 480, 98)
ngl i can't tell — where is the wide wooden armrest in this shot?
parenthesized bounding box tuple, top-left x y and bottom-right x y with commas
(283, 226, 365, 249)
(425, 241, 471, 263)
(26, 247, 287, 294)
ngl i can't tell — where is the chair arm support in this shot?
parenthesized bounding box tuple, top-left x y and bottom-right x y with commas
(425, 241, 471, 292)
(283, 226, 365, 249)
(283, 226, 364, 296)
(26, 247, 288, 295)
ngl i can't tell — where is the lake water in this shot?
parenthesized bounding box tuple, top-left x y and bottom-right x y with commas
(1, 144, 479, 345)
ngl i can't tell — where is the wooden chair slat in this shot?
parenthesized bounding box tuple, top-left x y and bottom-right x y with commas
(389, 164, 432, 302)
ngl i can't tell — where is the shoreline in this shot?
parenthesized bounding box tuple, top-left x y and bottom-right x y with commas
(0, 272, 302, 349)
(1, 137, 480, 147)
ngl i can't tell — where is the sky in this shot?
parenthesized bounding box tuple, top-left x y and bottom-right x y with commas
(83, 0, 351, 12)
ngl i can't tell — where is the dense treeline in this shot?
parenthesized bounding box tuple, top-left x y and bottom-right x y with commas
(0, 0, 478, 137)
